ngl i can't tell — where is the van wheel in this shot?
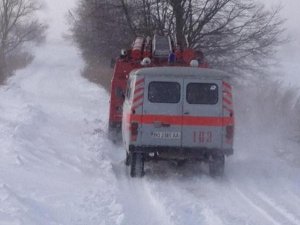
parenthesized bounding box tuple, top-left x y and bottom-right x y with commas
(130, 153, 145, 177)
(209, 153, 225, 177)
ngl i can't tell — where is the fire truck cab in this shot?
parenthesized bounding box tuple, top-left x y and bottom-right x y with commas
(122, 67, 234, 177)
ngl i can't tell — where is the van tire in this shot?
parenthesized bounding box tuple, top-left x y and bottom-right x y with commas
(209, 153, 225, 177)
(130, 153, 145, 177)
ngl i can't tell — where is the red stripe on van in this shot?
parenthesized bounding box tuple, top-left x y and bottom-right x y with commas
(223, 105, 233, 114)
(134, 87, 144, 95)
(223, 81, 232, 90)
(136, 78, 145, 87)
(223, 90, 232, 98)
(133, 94, 144, 103)
(183, 116, 233, 126)
(223, 97, 232, 106)
(130, 114, 234, 126)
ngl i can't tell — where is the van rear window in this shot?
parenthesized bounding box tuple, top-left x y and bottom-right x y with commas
(187, 83, 218, 104)
(148, 82, 180, 103)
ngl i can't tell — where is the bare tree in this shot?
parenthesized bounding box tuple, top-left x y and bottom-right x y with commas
(70, 0, 285, 78)
(182, 0, 285, 74)
(69, 0, 134, 63)
(0, 0, 47, 83)
(120, 0, 285, 74)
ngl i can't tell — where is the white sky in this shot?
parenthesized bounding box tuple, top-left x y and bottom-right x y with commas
(41, 0, 77, 41)
(262, 0, 300, 51)
(263, 0, 300, 38)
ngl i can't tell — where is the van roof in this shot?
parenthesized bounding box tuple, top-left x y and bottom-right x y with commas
(132, 67, 231, 80)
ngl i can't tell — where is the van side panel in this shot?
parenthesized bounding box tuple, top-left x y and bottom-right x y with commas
(122, 75, 145, 149)
(130, 76, 145, 146)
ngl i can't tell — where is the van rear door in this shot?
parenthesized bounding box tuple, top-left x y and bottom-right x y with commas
(182, 79, 223, 149)
(141, 77, 182, 147)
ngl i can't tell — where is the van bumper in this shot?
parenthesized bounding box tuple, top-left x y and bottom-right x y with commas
(129, 145, 233, 160)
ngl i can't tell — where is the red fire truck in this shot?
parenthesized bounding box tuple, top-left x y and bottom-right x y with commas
(108, 35, 209, 140)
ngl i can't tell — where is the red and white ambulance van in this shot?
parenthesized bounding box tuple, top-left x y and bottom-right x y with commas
(122, 66, 234, 177)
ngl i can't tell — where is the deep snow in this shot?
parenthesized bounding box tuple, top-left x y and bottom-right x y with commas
(0, 0, 300, 225)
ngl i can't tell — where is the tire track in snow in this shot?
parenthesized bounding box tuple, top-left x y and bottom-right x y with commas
(254, 185, 300, 224)
(140, 166, 225, 225)
(288, 191, 300, 206)
(225, 151, 300, 225)
(232, 185, 283, 225)
(139, 161, 299, 225)
(256, 192, 300, 225)
(105, 127, 300, 225)
(170, 175, 275, 225)
(142, 180, 209, 225)
(111, 159, 174, 225)
(231, 181, 300, 225)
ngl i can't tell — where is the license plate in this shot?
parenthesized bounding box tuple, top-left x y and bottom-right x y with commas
(151, 131, 181, 139)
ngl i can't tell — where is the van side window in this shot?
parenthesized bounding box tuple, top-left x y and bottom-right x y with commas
(148, 81, 180, 103)
(186, 83, 218, 104)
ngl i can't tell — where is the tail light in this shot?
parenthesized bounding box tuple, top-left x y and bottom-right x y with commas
(130, 122, 139, 141)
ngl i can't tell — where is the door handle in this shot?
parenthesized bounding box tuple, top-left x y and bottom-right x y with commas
(184, 112, 190, 115)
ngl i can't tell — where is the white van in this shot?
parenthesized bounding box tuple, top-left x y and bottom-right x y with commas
(122, 67, 234, 177)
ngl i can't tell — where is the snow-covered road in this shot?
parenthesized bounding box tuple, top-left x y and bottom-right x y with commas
(0, 1, 300, 225)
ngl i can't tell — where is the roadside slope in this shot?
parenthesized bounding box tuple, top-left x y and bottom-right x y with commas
(0, 1, 124, 224)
